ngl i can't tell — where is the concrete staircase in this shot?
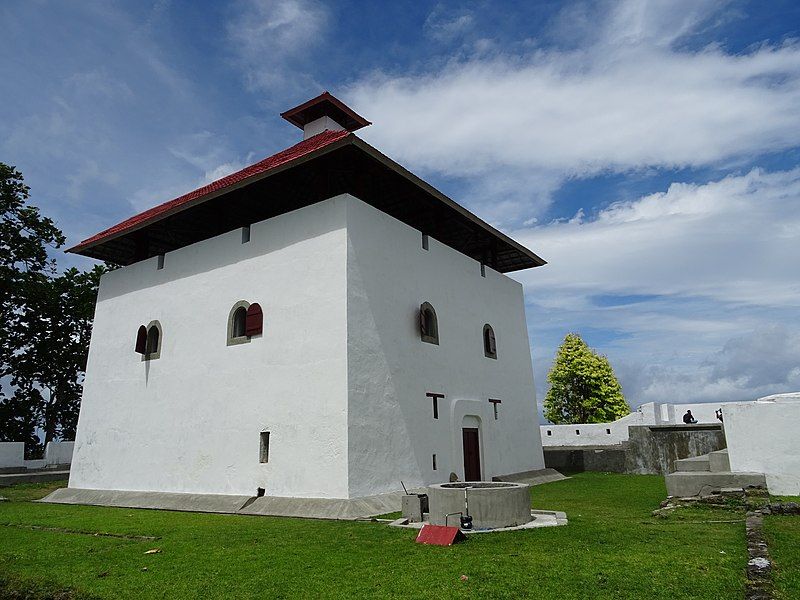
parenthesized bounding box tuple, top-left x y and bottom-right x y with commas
(665, 449, 766, 497)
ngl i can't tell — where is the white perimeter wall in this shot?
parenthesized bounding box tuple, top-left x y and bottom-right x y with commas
(345, 198, 544, 497)
(45, 441, 75, 465)
(540, 401, 739, 447)
(725, 398, 800, 495)
(70, 197, 350, 498)
(0, 442, 25, 468)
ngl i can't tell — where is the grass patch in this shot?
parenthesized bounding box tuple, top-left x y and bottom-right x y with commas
(0, 473, 746, 599)
(764, 515, 800, 599)
(0, 481, 68, 503)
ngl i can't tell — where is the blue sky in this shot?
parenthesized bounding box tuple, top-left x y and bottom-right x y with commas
(2, 0, 799, 416)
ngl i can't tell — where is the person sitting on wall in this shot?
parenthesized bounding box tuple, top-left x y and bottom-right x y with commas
(716, 408, 724, 422)
(683, 410, 697, 424)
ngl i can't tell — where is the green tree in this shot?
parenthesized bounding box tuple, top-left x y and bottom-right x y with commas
(543, 333, 630, 424)
(0, 162, 104, 452)
(8, 266, 105, 443)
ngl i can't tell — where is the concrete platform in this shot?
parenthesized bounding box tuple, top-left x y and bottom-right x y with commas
(708, 449, 730, 472)
(0, 470, 70, 487)
(40, 487, 252, 513)
(389, 509, 568, 533)
(239, 491, 406, 520)
(673, 455, 711, 472)
(665, 471, 766, 497)
(37, 472, 566, 520)
(39, 487, 416, 520)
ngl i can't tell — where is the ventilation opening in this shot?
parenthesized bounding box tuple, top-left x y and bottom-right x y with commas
(480, 264, 486, 277)
(422, 233, 429, 250)
(432, 454, 437, 470)
(575, 429, 580, 435)
(242, 225, 251, 244)
(547, 430, 552, 436)
(157, 254, 165, 270)
(256, 487, 265, 497)
(259, 431, 270, 463)
(606, 428, 611, 434)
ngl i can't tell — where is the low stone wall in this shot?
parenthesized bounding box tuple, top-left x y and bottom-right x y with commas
(626, 424, 726, 475)
(543, 445, 627, 473)
(543, 425, 726, 475)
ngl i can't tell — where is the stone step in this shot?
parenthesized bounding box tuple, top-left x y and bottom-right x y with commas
(708, 449, 730, 472)
(673, 455, 711, 472)
(665, 471, 766, 497)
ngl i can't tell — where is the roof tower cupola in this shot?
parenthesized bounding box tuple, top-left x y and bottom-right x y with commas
(280, 91, 372, 140)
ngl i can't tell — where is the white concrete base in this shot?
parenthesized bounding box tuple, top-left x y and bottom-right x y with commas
(389, 509, 568, 533)
(38, 487, 411, 520)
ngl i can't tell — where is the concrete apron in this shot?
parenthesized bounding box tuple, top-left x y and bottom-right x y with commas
(38, 469, 567, 520)
(38, 487, 410, 520)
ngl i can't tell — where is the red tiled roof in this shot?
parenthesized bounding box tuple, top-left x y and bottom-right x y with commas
(69, 128, 352, 252)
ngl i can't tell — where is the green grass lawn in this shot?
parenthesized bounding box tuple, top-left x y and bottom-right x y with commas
(0, 473, 750, 599)
(765, 515, 800, 600)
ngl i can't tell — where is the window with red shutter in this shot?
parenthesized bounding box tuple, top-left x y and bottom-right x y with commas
(245, 303, 263, 336)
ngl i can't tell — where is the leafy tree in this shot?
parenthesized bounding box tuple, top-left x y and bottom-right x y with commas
(0, 162, 104, 452)
(8, 266, 105, 444)
(543, 333, 630, 424)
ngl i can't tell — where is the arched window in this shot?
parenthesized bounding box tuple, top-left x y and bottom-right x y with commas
(483, 324, 497, 359)
(419, 302, 439, 345)
(139, 320, 162, 361)
(228, 301, 263, 346)
(232, 306, 247, 338)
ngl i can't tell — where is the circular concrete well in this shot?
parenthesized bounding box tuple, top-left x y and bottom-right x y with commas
(427, 482, 532, 529)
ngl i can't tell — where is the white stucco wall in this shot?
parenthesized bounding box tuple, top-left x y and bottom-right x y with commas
(541, 401, 737, 447)
(45, 441, 75, 465)
(71, 193, 546, 500)
(70, 197, 350, 498)
(0, 442, 25, 468)
(541, 410, 648, 446)
(345, 198, 544, 497)
(725, 397, 800, 495)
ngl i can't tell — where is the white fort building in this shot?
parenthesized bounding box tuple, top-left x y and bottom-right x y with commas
(58, 93, 548, 509)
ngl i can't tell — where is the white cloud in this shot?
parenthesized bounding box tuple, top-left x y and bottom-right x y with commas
(424, 5, 474, 42)
(523, 167, 800, 408)
(227, 0, 329, 93)
(515, 167, 800, 307)
(344, 0, 800, 224)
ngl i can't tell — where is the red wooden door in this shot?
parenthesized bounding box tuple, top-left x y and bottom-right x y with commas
(462, 428, 481, 481)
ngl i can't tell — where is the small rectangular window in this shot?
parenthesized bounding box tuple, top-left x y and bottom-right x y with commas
(481, 264, 486, 277)
(547, 430, 552, 436)
(606, 428, 611, 434)
(242, 225, 251, 244)
(259, 431, 270, 463)
(422, 233, 429, 250)
(576, 429, 580, 435)
(157, 254, 165, 270)
(432, 454, 437, 470)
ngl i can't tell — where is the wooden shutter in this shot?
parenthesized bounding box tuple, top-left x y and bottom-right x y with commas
(245, 303, 263, 336)
(135, 325, 147, 354)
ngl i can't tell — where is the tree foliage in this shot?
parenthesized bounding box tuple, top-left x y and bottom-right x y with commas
(543, 333, 630, 424)
(0, 163, 104, 454)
